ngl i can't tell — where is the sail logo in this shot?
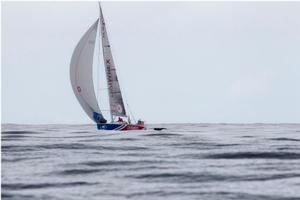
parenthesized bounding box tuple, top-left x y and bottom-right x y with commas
(77, 86, 81, 93)
(106, 59, 113, 94)
(112, 104, 122, 113)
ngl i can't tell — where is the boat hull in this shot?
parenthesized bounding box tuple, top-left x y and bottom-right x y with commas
(96, 123, 144, 131)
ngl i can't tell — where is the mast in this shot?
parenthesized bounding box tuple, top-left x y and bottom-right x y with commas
(98, 2, 101, 19)
(98, 2, 113, 122)
(99, 3, 127, 122)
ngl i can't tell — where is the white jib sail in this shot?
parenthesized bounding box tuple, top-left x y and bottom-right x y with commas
(70, 19, 105, 122)
(100, 6, 127, 117)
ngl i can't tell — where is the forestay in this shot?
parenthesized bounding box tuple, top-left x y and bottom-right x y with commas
(100, 7, 127, 117)
(70, 19, 105, 123)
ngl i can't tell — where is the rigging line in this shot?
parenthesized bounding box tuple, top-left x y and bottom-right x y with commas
(123, 92, 136, 124)
(127, 102, 136, 124)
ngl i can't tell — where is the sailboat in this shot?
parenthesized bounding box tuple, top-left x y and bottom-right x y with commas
(70, 3, 145, 131)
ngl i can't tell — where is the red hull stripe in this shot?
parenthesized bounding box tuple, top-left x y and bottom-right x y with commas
(119, 124, 144, 131)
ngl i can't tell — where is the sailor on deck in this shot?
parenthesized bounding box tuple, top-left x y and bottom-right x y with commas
(117, 117, 125, 124)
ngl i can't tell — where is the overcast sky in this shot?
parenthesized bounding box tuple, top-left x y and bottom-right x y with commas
(2, 2, 300, 124)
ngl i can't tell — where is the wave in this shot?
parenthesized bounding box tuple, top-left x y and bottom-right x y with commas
(128, 172, 231, 183)
(128, 172, 300, 183)
(80, 160, 159, 167)
(2, 143, 150, 152)
(2, 156, 44, 163)
(2, 181, 95, 190)
(270, 137, 300, 142)
(2, 131, 38, 134)
(206, 152, 300, 160)
(1, 193, 34, 199)
(126, 191, 299, 200)
(56, 169, 101, 175)
(143, 133, 182, 137)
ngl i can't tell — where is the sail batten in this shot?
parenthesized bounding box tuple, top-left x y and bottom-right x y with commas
(100, 6, 127, 118)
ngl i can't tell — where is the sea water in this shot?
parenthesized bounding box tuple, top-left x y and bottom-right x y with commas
(2, 124, 300, 200)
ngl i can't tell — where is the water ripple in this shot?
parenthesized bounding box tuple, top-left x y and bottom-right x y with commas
(2, 181, 95, 190)
(207, 152, 300, 160)
(2, 124, 300, 200)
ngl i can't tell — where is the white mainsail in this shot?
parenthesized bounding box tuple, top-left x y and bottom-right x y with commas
(100, 6, 127, 117)
(70, 19, 105, 123)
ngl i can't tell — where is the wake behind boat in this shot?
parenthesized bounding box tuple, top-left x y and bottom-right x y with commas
(70, 3, 145, 131)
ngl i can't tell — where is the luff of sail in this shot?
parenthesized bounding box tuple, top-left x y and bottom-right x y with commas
(100, 6, 127, 117)
(70, 19, 106, 123)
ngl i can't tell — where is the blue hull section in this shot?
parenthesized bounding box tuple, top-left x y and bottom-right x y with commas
(96, 123, 124, 130)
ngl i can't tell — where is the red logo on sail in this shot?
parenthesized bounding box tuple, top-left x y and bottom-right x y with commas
(112, 104, 122, 113)
(77, 86, 81, 93)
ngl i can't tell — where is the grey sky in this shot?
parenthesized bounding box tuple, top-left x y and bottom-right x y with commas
(2, 2, 300, 124)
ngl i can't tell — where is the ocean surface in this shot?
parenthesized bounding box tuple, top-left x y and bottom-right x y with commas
(2, 123, 300, 200)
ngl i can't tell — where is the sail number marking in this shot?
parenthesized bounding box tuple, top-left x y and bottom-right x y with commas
(106, 59, 113, 95)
